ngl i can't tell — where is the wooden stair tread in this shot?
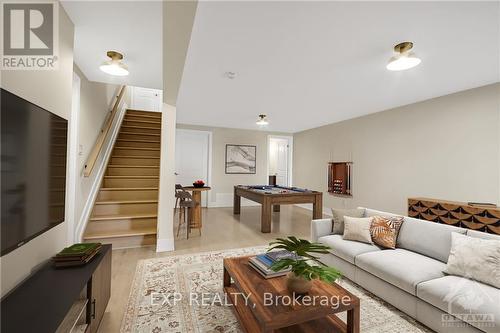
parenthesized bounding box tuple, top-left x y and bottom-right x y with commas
(124, 114, 161, 120)
(83, 107, 162, 249)
(114, 146, 160, 151)
(90, 213, 157, 221)
(123, 119, 161, 125)
(111, 155, 160, 159)
(95, 199, 158, 205)
(104, 175, 159, 179)
(126, 109, 161, 115)
(84, 227, 157, 239)
(100, 187, 159, 191)
(116, 139, 160, 143)
(121, 125, 160, 130)
(119, 131, 161, 136)
(107, 165, 159, 168)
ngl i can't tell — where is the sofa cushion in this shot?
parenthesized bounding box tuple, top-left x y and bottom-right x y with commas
(467, 229, 500, 241)
(355, 249, 447, 295)
(363, 208, 400, 218)
(370, 215, 405, 249)
(343, 216, 374, 244)
(318, 234, 381, 264)
(331, 208, 365, 234)
(417, 276, 500, 332)
(445, 232, 500, 289)
(397, 217, 467, 262)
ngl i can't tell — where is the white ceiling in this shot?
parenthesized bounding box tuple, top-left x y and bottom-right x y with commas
(61, 1, 162, 89)
(176, 1, 500, 133)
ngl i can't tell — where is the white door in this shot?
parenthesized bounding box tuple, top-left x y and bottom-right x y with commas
(131, 87, 162, 112)
(269, 137, 290, 186)
(175, 130, 211, 206)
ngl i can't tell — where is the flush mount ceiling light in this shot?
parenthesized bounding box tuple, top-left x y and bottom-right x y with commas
(256, 114, 269, 126)
(99, 51, 129, 76)
(224, 71, 236, 79)
(386, 42, 421, 71)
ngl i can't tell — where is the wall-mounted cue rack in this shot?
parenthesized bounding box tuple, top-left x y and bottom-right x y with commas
(328, 162, 352, 197)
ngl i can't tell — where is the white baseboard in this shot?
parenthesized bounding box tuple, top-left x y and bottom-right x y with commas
(156, 237, 175, 252)
(74, 103, 129, 242)
(294, 203, 332, 217)
(207, 192, 260, 208)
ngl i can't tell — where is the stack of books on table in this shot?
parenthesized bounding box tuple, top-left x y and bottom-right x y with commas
(248, 250, 298, 279)
(53, 243, 102, 268)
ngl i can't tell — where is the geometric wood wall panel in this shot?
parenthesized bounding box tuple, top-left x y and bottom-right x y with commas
(408, 198, 500, 235)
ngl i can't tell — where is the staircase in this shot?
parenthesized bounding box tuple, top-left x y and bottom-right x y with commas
(83, 109, 161, 249)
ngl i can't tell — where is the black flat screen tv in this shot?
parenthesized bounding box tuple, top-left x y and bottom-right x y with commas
(1, 89, 67, 256)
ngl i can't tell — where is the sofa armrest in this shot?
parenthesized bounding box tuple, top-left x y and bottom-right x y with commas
(311, 218, 333, 242)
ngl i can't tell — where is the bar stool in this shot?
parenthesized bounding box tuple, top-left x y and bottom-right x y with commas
(176, 190, 195, 239)
(174, 184, 184, 214)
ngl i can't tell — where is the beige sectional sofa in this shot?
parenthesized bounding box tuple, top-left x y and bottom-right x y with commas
(311, 208, 500, 333)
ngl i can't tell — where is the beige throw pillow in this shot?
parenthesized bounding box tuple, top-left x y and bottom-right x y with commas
(370, 216, 404, 249)
(343, 216, 374, 244)
(331, 208, 365, 234)
(445, 232, 500, 288)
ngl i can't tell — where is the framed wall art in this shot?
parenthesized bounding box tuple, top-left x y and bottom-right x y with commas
(225, 144, 256, 174)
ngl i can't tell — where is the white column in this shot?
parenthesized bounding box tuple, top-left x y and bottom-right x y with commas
(156, 103, 177, 252)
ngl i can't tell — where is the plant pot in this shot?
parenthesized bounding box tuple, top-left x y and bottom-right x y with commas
(286, 272, 312, 294)
(192, 183, 205, 188)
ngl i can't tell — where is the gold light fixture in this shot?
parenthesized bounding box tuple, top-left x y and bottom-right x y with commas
(99, 51, 129, 76)
(256, 114, 269, 126)
(387, 42, 421, 71)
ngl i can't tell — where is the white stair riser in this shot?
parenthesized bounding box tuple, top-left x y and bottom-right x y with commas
(97, 189, 158, 201)
(86, 218, 157, 234)
(103, 178, 159, 188)
(83, 234, 156, 249)
(106, 167, 159, 176)
(92, 202, 158, 216)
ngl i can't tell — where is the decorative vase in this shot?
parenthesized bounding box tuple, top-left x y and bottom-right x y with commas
(286, 272, 312, 294)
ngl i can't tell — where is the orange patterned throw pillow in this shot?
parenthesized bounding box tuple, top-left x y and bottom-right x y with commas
(370, 216, 404, 249)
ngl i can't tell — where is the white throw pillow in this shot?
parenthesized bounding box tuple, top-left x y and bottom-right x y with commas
(343, 216, 373, 244)
(445, 232, 500, 288)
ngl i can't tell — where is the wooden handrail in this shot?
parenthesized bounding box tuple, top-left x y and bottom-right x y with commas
(84, 85, 126, 177)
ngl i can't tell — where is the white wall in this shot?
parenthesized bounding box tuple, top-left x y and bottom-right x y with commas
(156, 104, 177, 252)
(176, 124, 289, 207)
(0, 4, 74, 297)
(72, 65, 123, 235)
(293, 83, 500, 216)
(163, 0, 198, 106)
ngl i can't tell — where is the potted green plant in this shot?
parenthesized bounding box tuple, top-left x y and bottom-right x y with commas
(268, 236, 341, 294)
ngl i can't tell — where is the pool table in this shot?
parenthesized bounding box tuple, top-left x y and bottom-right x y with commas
(233, 185, 323, 233)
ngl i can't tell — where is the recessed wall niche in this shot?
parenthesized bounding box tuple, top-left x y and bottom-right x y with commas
(328, 162, 352, 197)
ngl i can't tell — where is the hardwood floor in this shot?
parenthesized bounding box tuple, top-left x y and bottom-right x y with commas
(97, 205, 317, 332)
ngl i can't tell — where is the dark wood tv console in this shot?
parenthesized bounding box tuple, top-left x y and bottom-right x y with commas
(1, 244, 111, 333)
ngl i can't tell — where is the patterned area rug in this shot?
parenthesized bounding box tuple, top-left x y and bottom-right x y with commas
(121, 246, 431, 333)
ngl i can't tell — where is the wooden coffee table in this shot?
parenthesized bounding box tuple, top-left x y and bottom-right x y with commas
(223, 256, 360, 333)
